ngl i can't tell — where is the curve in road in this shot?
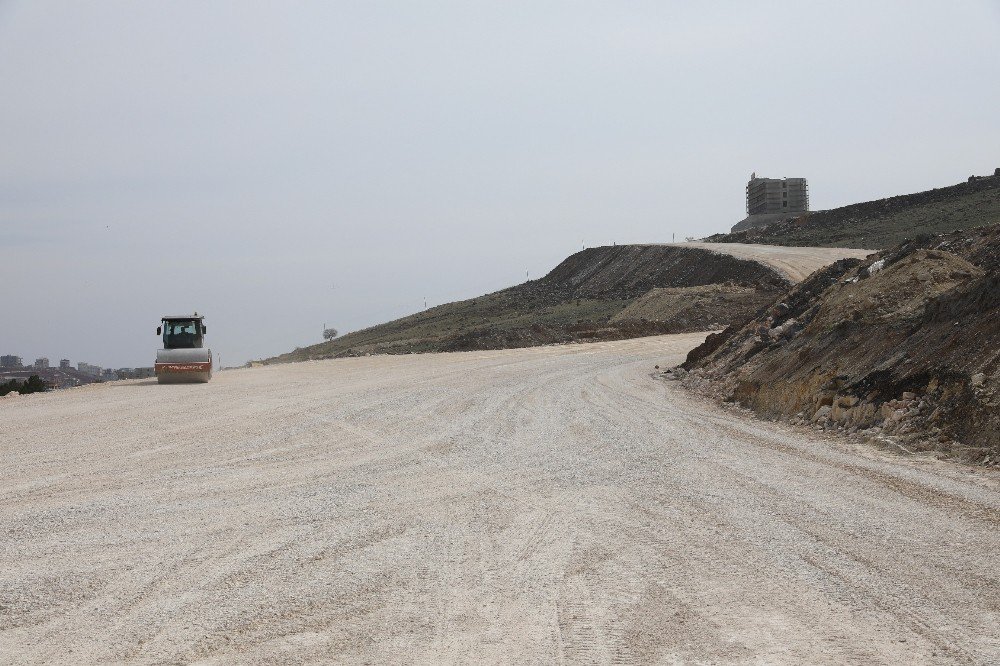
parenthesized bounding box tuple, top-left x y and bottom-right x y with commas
(666, 242, 873, 283)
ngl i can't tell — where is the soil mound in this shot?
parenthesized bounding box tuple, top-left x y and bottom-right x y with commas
(677, 226, 1000, 463)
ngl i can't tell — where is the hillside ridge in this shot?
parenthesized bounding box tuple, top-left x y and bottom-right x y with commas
(265, 243, 862, 363)
(707, 170, 1000, 249)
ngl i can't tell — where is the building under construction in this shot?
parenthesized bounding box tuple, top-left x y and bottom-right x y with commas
(746, 175, 809, 215)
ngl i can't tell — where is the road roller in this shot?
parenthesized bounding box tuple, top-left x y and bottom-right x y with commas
(155, 314, 213, 383)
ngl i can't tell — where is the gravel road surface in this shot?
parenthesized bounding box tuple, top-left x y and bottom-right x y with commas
(2, 334, 998, 664)
(671, 243, 873, 282)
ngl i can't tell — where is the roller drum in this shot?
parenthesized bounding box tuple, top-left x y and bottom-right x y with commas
(155, 348, 213, 383)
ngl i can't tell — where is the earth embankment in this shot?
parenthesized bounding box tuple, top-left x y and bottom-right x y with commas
(267, 243, 867, 362)
(679, 225, 1000, 463)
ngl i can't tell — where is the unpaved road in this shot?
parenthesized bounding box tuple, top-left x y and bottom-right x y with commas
(669, 242, 873, 282)
(2, 334, 998, 664)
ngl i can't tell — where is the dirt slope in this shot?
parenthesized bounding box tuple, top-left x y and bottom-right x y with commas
(268, 243, 866, 362)
(679, 225, 1000, 463)
(2, 335, 998, 663)
(610, 284, 774, 332)
(706, 170, 1000, 249)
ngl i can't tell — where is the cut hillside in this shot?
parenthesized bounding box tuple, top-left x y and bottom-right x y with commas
(706, 170, 1000, 249)
(610, 284, 775, 332)
(266, 243, 858, 363)
(674, 225, 1000, 463)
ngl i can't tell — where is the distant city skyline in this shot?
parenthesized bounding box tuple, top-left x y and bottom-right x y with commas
(1, 350, 155, 388)
(2, 2, 999, 367)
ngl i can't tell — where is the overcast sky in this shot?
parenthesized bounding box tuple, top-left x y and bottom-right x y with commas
(2, 1, 998, 368)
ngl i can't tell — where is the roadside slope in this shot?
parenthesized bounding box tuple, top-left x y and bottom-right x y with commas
(267, 243, 867, 363)
(679, 225, 1000, 463)
(706, 170, 1000, 249)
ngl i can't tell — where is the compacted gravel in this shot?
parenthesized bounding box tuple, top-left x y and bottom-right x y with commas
(1, 333, 998, 664)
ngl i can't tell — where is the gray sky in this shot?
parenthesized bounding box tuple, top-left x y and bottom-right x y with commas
(2, 1, 999, 368)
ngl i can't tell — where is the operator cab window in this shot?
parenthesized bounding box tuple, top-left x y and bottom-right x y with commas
(163, 320, 202, 348)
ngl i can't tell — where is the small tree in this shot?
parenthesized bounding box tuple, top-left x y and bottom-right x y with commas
(22, 375, 48, 393)
(323, 327, 339, 341)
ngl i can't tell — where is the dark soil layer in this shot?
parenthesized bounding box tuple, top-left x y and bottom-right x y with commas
(266, 245, 788, 362)
(706, 172, 1000, 249)
(677, 225, 1000, 464)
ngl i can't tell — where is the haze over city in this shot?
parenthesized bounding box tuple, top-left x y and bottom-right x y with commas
(2, 1, 998, 367)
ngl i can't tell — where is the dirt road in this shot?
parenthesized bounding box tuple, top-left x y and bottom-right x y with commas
(672, 242, 873, 282)
(2, 334, 998, 664)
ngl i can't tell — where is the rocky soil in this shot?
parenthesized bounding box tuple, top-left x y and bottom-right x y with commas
(707, 170, 1000, 249)
(675, 225, 1000, 464)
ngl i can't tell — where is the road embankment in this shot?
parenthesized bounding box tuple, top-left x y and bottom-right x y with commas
(677, 226, 1000, 464)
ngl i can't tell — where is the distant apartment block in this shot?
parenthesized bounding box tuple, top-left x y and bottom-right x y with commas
(1, 355, 23, 368)
(59, 359, 72, 369)
(78, 362, 103, 377)
(116, 367, 156, 380)
(746, 175, 809, 215)
(34, 357, 50, 369)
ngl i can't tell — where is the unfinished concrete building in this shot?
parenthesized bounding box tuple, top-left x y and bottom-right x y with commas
(730, 174, 810, 232)
(746, 176, 809, 215)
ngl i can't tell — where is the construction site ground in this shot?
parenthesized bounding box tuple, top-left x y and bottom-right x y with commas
(2, 334, 998, 664)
